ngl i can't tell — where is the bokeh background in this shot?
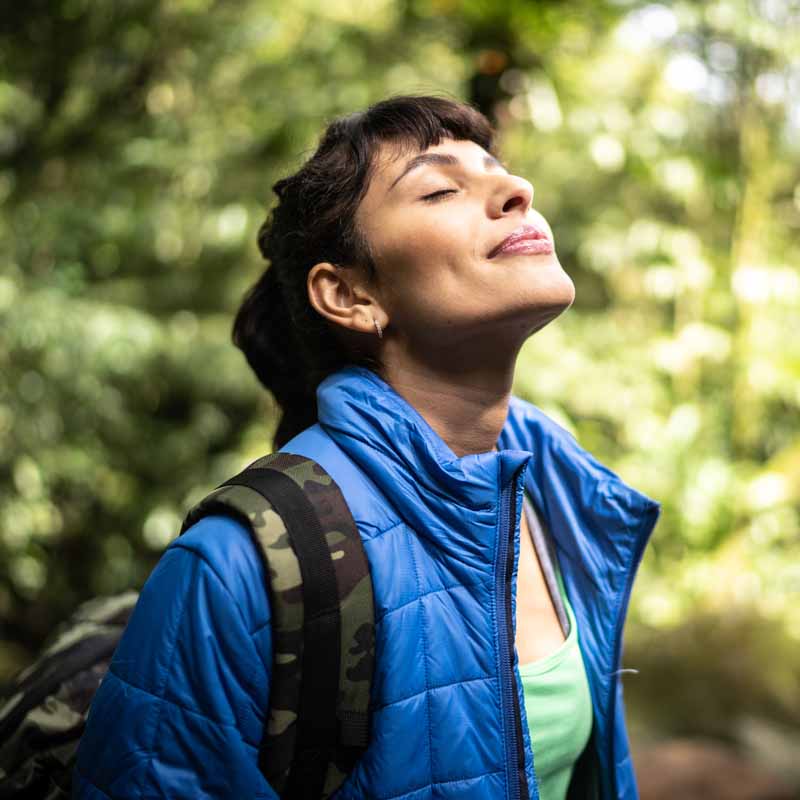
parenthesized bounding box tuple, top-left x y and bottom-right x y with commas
(1, 0, 798, 796)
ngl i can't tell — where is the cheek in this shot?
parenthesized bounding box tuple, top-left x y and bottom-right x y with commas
(379, 217, 473, 286)
(381, 244, 460, 318)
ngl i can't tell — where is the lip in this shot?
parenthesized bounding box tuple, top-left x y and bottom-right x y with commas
(488, 222, 553, 258)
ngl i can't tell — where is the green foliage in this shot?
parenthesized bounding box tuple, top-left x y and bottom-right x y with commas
(504, 0, 800, 642)
(1, 0, 798, 747)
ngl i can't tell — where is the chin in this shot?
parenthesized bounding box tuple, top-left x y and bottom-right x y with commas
(529, 263, 576, 310)
(561, 273, 577, 308)
(520, 273, 576, 336)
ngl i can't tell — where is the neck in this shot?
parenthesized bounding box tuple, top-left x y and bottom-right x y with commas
(378, 359, 515, 458)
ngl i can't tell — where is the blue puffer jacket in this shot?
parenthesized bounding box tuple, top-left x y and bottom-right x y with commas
(74, 365, 660, 800)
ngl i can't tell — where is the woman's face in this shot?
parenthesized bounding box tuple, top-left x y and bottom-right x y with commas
(355, 137, 575, 358)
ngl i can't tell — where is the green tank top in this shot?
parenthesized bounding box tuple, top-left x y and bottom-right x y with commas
(518, 562, 593, 800)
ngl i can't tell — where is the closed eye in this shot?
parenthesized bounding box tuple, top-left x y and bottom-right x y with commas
(421, 189, 458, 203)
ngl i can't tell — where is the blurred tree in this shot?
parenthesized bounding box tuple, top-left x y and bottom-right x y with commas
(1, 0, 798, 769)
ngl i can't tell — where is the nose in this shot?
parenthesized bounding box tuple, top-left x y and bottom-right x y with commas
(488, 174, 534, 218)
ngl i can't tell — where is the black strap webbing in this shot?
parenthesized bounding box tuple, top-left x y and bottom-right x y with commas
(223, 467, 341, 798)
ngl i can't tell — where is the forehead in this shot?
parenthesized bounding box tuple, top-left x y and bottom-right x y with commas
(369, 137, 490, 185)
(359, 138, 494, 220)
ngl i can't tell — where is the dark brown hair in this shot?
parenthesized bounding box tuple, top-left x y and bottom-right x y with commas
(232, 94, 497, 449)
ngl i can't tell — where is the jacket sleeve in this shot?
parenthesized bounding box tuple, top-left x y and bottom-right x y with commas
(72, 516, 278, 800)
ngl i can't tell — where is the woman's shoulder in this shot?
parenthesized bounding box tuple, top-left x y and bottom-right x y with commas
(175, 514, 266, 594)
(167, 514, 271, 634)
(104, 514, 273, 707)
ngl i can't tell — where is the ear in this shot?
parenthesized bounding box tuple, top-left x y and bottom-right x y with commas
(307, 262, 387, 336)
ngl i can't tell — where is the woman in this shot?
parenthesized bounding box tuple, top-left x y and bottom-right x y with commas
(74, 95, 660, 799)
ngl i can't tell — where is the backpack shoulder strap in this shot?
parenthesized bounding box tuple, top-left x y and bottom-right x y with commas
(180, 452, 375, 799)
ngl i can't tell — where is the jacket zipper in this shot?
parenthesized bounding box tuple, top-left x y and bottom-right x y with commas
(496, 470, 531, 800)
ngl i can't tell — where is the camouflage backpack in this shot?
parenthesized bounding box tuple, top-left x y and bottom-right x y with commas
(0, 452, 376, 799)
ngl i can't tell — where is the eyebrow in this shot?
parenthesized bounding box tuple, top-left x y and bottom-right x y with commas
(388, 152, 506, 192)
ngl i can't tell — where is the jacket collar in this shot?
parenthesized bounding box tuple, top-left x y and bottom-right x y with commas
(316, 365, 660, 573)
(316, 365, 530, 567)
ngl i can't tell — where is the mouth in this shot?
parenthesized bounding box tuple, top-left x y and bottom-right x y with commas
(488, 222, 554, 259)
